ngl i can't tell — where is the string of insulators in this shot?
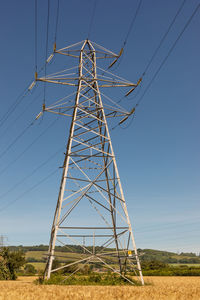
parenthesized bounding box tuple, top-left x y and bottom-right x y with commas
(35, 103, 46, 121)
(119, 107, 135, 125)
(46, 43, 56, 63)
(137, 77, 142, 85)
(125, 77, 142, 97)
(108, 47, 124, 69)
(125, 87, 135, 97)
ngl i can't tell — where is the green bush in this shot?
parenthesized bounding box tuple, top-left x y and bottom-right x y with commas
(40, 272, 141, 286)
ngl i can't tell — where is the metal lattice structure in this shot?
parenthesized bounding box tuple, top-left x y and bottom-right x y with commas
(36, 40, 144, 285)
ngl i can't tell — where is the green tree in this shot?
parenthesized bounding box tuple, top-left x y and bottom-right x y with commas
(0, 259, 10, 280)
(141, 260, 168, 270)
(0, 247, 26, 280)
(24, 264, 37, 275)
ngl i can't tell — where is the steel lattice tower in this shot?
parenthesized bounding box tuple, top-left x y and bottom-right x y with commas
(36, 40, 144, 285)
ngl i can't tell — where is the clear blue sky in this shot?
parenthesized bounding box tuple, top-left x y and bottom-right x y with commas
(0, 0, 199, 253)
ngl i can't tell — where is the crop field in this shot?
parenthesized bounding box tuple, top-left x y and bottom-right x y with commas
(25, 251, 83, 261)
(0, 276, 200, 300)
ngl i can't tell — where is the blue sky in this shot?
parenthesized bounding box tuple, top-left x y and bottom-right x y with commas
(0, 0, 199, 253)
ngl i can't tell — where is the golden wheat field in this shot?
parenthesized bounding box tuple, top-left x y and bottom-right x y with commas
(0, 276, 200, 300)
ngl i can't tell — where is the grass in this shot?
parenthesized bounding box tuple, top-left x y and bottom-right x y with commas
(25, 251, 88, 261)
(40, 273, 141, 286)
(169, 263, 200, 267)
(0, 276, 200, 299)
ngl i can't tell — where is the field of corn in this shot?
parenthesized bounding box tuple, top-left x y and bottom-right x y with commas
(0, 276, 200, 300)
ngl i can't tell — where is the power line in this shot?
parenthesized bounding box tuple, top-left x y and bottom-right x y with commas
(0, 168, 59, 213)
(115, 0, 187, 105)
(0, 55, 56, 131)
(115, 1, 200, 131)
(98, 1, 142, 76)
(0, 146, 63, 204)
(0, 82, 32, 129)
(88, 0, 97, 39)
(0, 119, 36, 161)
(35, 0, 38, 73)
(0, 118, 59, 176)
(54, 0, 60, 45)
(142, 0, 187, 76)
(0, 0, 38, 131)
(136, 218, 200, 234)
(122, 0, 143, 48)
(135, 2, 200, 107)
(0, 91, 43, 140)
(44, 0, 50, 107)
(94, 2, 199, 132)
(111, 0, 142, 71)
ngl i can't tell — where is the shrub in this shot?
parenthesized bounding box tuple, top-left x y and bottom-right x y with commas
(41, 272, 141, 286)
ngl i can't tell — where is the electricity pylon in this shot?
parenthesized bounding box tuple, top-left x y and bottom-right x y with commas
(35, 39, 144, 285)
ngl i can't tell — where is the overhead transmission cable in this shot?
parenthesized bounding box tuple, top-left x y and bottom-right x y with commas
(35, 0, 38, 74)
(0, 0, 41, 131)
(0, 168, 59, 213)
(0, 91, 43, 140)
(0, 146, 63, 204)
(135, 2, 200, 107)
(0, 56, 53, 132)
(110, 0, 142, 71)
(115, 2, 200, 130)
(0, 82, 32, 129)
(142, 0, 187, 76)
(137, 218, 200, 234)
(117, 0, 187, 105)
(122, 0, 142, 49)
(0, 118, 59, 176)
(0, 119, 36, 160)
(88, 0, 97, 39)
(120, 0, 186, 104)
(43, 0, 50, 108)
(54, 0, 60, 47)
(0, 0, 38, 131)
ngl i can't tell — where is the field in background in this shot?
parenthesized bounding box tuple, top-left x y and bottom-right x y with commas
(24, 250, 200, 276)
(25, 251, 83, 261)
(0, 276, 200, 300)
(169, 264, 200, 267)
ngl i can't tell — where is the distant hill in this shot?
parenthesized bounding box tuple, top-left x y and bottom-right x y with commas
(8, 245, 200, 264)
(138, 248, 200, 264)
